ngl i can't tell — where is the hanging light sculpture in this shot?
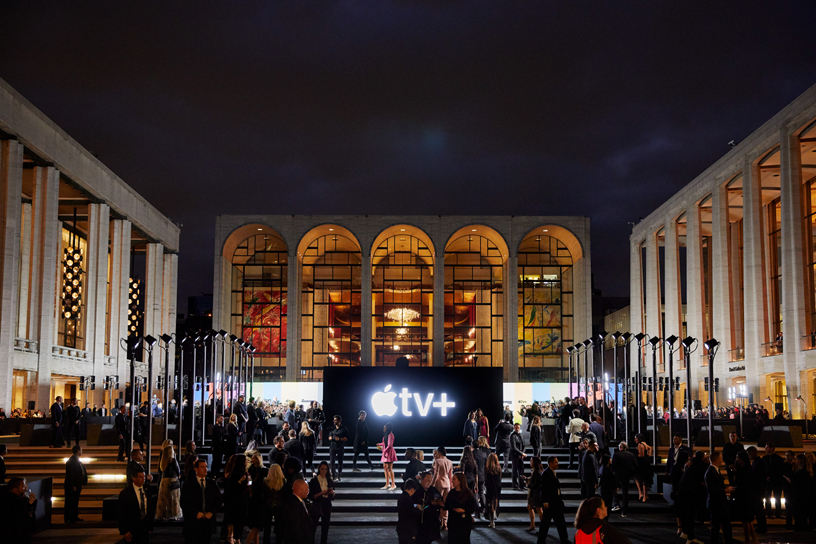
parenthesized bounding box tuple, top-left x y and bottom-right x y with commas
(62, 245, 83, 320)
(128, 278, 142, 335)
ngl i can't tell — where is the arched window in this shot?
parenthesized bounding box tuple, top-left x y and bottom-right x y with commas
(372, 234, 433, 366)
(517, 234, 573, 372)
(231, 233, 287, 378)
(444, 234, 503, 366)
(301, 233, 362, 381)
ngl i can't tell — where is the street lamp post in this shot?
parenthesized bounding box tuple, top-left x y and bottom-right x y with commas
(582, 339, 592, 405)
(596, 331, 608, 427)
(610, 332, 622, 440)
(681, 336, 697, 453)
(143, 335, 158, 476)
(177, 333, 190, 448)
(574, 344, 583, 399)
(648, 336, 661, 463)
(795, 395, 809, 438)
(567, 346, 575, 398)
(159, 334, 174, 443)
(621, 333, 632, 445)
(704, 339, 720, 454)
(664, 335, 679, 445)
(634, 333, 647, 436)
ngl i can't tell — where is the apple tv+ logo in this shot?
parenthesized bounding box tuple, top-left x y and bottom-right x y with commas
(371, 384, 456, 417)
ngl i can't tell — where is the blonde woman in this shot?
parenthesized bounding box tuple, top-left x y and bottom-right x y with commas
(226, 413, 240, 456)
(300, 421, 316, 473)
(155, 440, 181, 520)
(265, 464, 286, 541)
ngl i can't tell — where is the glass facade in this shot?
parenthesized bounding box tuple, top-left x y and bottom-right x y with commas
(443, 234, 503, 366)
(301, 234, 362, 381)
(231, 233, 288, 377)
(372, 234, 434, 366)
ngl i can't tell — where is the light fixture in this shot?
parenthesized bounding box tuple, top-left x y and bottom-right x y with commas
(385, 308, 421, 323)
(471, 229, 477, 232)
(648, 336, 661, 348)
(396, 328, 408, 336)
(611, 331, 622, 341)
(62, 244, 84, 321)
(665, 335, 679, 347)
(566, 346, 575, 353)
(634, 332, 646, 342)
(329, 228, 334, 231)
(257, 228, 262, 231)
(400, 228, 405, 232)
(764, 396, 772, 402)
(704, 338, 719, 351)
(681, 336, 696, 349)
(160, 334, 174, 345)
(143, 335, 158, 347)
(127, 278, 141, 334)
(542, 229, 548, 232)
(582, 339, 592, 347)
(596, 331, 608, 343)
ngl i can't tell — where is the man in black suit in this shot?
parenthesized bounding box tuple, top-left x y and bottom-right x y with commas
(0, 477, 38, 544)
(116, 406, 130, 462)
(509, 423, 527, 490)
(763, 442, 784, 519)
(167, 399, 177, 424)
(118, 467, 153, 543)
(493, 414, 514, 472)
(666, 433, 690, 510)
(537, 456, 570, 544)
(610, 441, 637, 516)
(50, 395, 64, 448)
(705, 451, 734, 544)
(180, 459, 222, 544)
(64, 444, 88, 523)
(397, 479, 422, 544)
(747, 446, 767, 533)
(66, 398, 81, 447)
(722, 431, 744, 483)
(284, 479, 316, 544)
(81, 402, 92, 440)
(579, 440, 599, 499)
(233, 395, 248, 439)
(284, 430, 305, 467)
(127, 449, 154, 485)
(352, 410, 373, 471)
(211, 414, 226, 477)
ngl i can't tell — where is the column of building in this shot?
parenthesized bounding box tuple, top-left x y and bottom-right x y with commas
(711, 185, 734, 362)
(285, 251, 300, 381)
(779, 128, 808, 417)
(663, 218, 681, 412)
(628, 238, 644, 376)
(505, 254, 519, 382)
(684, 204, 705, 405)
(360, 253, 372, 366)
(108, 219, 131, 410)
(84, 203, 110, 406)
(433, 255, 444, 367)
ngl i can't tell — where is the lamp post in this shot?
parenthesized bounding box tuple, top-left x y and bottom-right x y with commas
(248, 344, 257, 398)
(207, 330, 219, 444)
(178, 333, 190, 447)
(621, 332, 632, 444)
(567, 346, 575, 397)
(595, 331, 608, 425)
(664, 335, 679, 444)
(582, 339, 592, 405)
(159, 334, 174, 443)
(648, 336, 661, 463)
(681, 336, 697, 453)
(574, 344, 583, 399)
(704, 338, 720, 454)
(610, 332, 622, 440)
(192, 333, 203, 445)
(634, 333, 647, 435)
(795, 395, 809, 438)
(120, 336, 142, 456)
(217, 330, 228, 417)
(143, 335, 158, 475)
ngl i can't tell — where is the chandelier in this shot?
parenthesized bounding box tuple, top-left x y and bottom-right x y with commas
(385, 308, 420, 324)
(61, 246, 84, 320)
(128, 278, 142, 334)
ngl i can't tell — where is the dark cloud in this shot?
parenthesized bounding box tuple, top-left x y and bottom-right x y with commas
(2, 1, 816, 307)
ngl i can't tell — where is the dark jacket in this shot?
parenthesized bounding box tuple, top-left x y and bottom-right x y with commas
(510, 431, 525, 459)
(722, 441, 744, 467)
(529, 425, 541, 451)
(284, 438, 305, 462)
(283, 494, 316, 544)
(180, 476, 222, 538)
(589, 421, 606, 450)
(115, 413, 129, 437)
(611, 449, 637, 483)
(403, 458, 425, 483)
(763, 453, 784, 483)
(705, 465, 728, 508)
(540, 467, 564, 508)
(328, 425, 349, 451)
(397, 490, 422, 537)
(354, 418, 370, 452)
(580, 450, 599, 485)
(212, 423, 226, 450)
(666, 445, 691, 487)
(0, 489, 36, 544)
(750, 456, 767, 494)
(66, 405, 81, 427)
(308, 475, 335, 510)
(65, 455, 88, 491)
(117, 485, 154, 540)
(493, 421, 513, 449)
(472, 448, 487, 483)
(50, 402, 63, 426)
(462, 419, 478, 444)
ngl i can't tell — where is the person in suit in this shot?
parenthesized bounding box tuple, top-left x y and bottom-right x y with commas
(81, 402, 92, 439)
(50, 395, 64, 448)
(722, 431, 744, 484)
(284, 430, 305, 467)
(180, 459, 222, 544)
(352, 410, 373, 471)
(64, 444, 88, 523)
(493, 414, 514, 473)
(283, 479, 316, 544)
(665, 433, 690, 534)
(610, 442, 637, 517)
(589, 415, 606, 453)
(233, 395, 249, 441)
(397, 478, 422, 544)
(537, 456, 570, 544)
(116, 406, 130, 462)
(529, 416, 542, 459)
(308, 461, 335, 544)
(509, 423, 527, 490)
(118, 467, 153, 544)
(746, 446, 767, 533)
(167, 399, 177, 424)
(284, 400, 297, 430)
(328, 415, 349, 481)
(65, 398, 81, 447)
(567, 409, 585, 469)
(211, 414, 226, 477)
(705, 451, 734, 544)
(762, 442, 784, 520)
(0, 444, 7, 484)
(431, 446, 453, 530)
(579, 440, 599, 499)
(0, 477, 38, 544)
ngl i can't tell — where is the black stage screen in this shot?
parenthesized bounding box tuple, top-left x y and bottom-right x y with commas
(322, 367, 503, 446)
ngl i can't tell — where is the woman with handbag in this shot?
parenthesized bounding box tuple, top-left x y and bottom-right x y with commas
(155, 440, 182, 520)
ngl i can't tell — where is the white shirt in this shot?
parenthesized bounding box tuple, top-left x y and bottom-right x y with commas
(133, 484, 145, 512)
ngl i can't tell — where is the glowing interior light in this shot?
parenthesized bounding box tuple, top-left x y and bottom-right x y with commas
(385, 308, 420, 323)
(63, 457, 94, 463)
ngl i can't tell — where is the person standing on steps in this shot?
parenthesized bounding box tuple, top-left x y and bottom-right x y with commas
(510, 423, 527, 490)
(299, 421, 316, 474)
(49, 396, 64, 448)
(567, 409, 585, 469)
(352, 410, 374, 472)
(705, 451, 735, 544)
(64, 444, 88, 523)
(537, 456, 570, 544)
(379, 422, 397, 490)
(328, 415, 349, 481)
(432, 446, 453, 530)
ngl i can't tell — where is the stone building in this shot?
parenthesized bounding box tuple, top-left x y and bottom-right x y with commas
(212, 216, 592, 382)
(0, 78, 179, 413)
(630, 83, 816, 418)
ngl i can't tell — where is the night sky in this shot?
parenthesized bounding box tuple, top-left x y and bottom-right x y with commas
(2, 2, 816, 309)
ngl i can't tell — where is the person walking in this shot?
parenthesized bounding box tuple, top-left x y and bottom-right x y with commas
(403, 448, 426, 485)
(262, 464, 285, 544)
(599, 454, 616, 516)
(493, 414, 514, 473)
(352, 410, 374, 471)
(415, 471, 443, 544)
(580, 441, 599, 499)
(781, 450, 795, 530)
(510, 423, 527, 490)
(573, 497, 632, 544)
(397, 479, 422, 544)
(115, 406, 130, 462)
(444, 471, 478, 543)
(705, 451, 735, 544)
(633, 433, 653, 502)
(567, 409, 585, 469)
(328, 415, 349, 481)
(244, 458, 269, 544)
(308, 461, 336, 544)
(211, 414, 226, 478)
(677, 451, 707, 543)
(537, 456, 570, 544)
(155, 440, 182, 521)
(484, 453, 502, 528)
(732, 451, 759, 544)
(180, 459, 222, 544)
(224, 454, 249, 544)
(299, 421, 316, 474)
(526, 456, 544, 532)
(463, 411, 478, 446)
(226, 413, 241, 458)
(432, 446, 454, 530)
(610, 442, 637, 517)
(118, 467, 153, 544)
(746, 446, 767, 533)
(471, 438, 488, 518)
(529, 416, 542, 459)
(762, 442, 784, 520)
(64, 444, 87, 523)
(378, 422, 397, 490)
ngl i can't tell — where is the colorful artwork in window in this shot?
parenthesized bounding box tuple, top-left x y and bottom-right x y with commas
(243, 289, 287, 353)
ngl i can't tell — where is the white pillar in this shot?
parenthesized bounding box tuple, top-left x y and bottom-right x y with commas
(711, 185, 733, 358)
(645, 231, 661, 341)
(85, 203, 110, 369)
(779, 128, 807, 416)
(629, 238, 644, 373)
(144, 243, 164, 340)
(505, 255, 519, 382)
(0, 140, 24, 411)
(361, 253, 372, 366)
(108, 219, 132, 364)
(162, 252, 178, 382)
(433, 254, 444, 367)
(685, 204, 705, 400)
(742, 157, 767, 399)
(17, 201, 32, 339)
(285, 251, 300, 381)
(664, 219, 681, 342)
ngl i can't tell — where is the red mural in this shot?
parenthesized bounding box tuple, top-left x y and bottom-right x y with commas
(243, 290, 287, 354)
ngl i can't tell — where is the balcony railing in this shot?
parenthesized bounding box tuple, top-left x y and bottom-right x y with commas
(52, 345, 90, 360)
(728, 347, 745, 362)
(13, 338, 38, 353)
(802, 333, 816, 351)
(761, 342, 783, 357)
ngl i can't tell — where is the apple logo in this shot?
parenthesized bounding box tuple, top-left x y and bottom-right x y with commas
(371, 384, 398, 417)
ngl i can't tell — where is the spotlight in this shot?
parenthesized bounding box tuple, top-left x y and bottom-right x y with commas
(566, 346, 575, 353)
(621, 332, 631, 341)
(230, 334, 240, 344)
(681, 336, 695, 349)
(160, 334, 174, 344)
(665, 335, 678, 347)
(143, 335, 158, 347)
(611, 331, 622, 341)
(248, 345, 257, 353)
(634, 333, 646, 342)
(573, 343, 582, 351)
(582, 339, 592, 347)
(218, 330, 229, 339)
(648, 336, 661, 348)
(704, 338, 719, 351)
(596, 331, 608, 342)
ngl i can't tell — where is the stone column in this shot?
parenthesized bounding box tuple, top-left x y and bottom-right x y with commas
(360, 253, 372, 366)
(26, 168, 49, 344)
(645, 231, 661, 341)
(433, 255, 444, 366)
(741, 157, 767, 400)
(285, 251, 300, 381)
(162, 252, 178, 386)
(664, 219, 681, 342)
(711, 185, 733, 359)
(0, 140, 24, 411)
(779, 128, 807, 417)
(629, 237, 644, 374)
(108, 220, 132, 365)
(505, 255, 519, 382)
(85, 203, 110, 369)
(17, 201, 32, 339)
(685, 204, 705, 403)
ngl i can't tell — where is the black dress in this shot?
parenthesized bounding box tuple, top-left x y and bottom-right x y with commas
(444, 488, 478, 543)
(223, 471, 248, 532)
(634, 446, 654, 486)
(485, 470, 502, 503)
(413, 485, 441, 544)
(245, 475, 268, 529)
(527, 468, 544, 508)
(731, 464, 755, 522)
(225, 423, 240, 456)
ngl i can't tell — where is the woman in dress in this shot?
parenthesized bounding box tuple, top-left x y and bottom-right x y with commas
(732, 451, 759, 544)
(155, 440, 181, 520)
(458, 446, 478, 493)
(599, 454, 616, 518)
(264, 464, 285, 544)
(484, 453, 502, 528)
(475, 409, 489, 441)
(226, 413, 240, 457)
(378, 422, 397, 490)
(444, 471, 478, 543)
(432, 446, 454, 530)
(245, 460, 269, 544)
(247, 451, 266, 484)
(790, 453, 812, 531)
(224, 454, 249, 544)
(308, 461, 336, 544)
(525, 456, 544, 532)
(633, 433, 653, 502)
(529, 416, 542, 459)
(299, 421, 316, 474)
(462, 411, 478, 445)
